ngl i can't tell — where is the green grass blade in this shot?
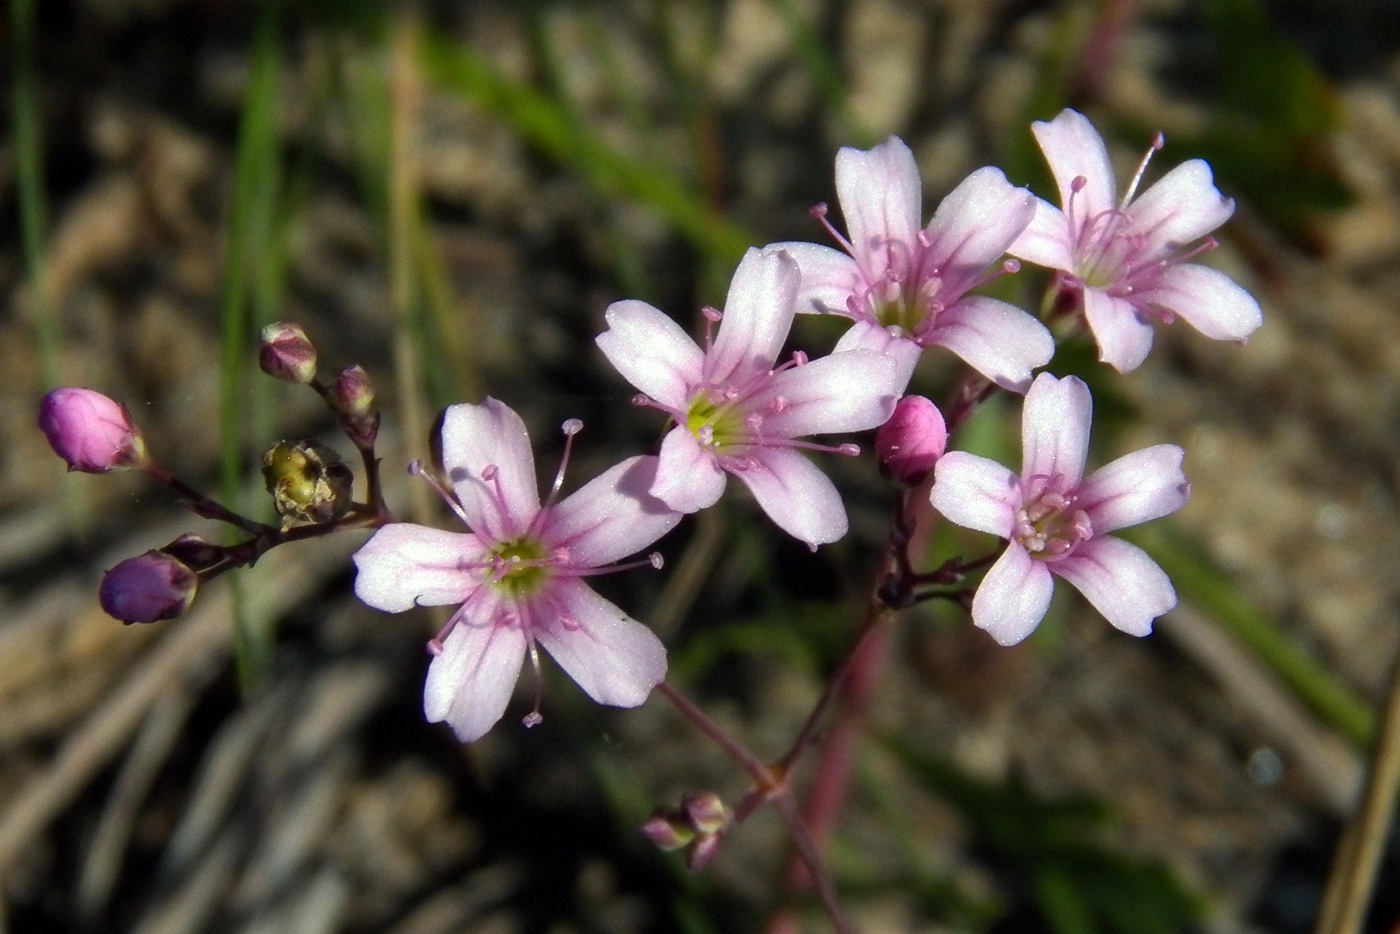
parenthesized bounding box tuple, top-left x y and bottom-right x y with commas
(221, 4, 285, 692)
(420, 32, 755, 266)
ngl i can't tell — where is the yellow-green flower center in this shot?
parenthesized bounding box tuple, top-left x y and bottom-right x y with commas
(875, 297, 918, 332)
(685, 392, 747, 450)
(489, 538, 549, 596)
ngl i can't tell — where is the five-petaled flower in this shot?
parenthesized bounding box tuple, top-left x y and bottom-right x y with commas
(596, 247, 906, 548)
(770, 136, 1054, 392)
(930, 373, 1189, 646)
(352, 398, 681, 743)
(1009, 108, 1263, 373)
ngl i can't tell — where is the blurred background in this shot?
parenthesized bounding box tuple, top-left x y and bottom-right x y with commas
(4, 0, 1400, 931)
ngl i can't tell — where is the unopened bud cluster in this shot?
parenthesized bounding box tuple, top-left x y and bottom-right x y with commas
(641, 792, 731, 872)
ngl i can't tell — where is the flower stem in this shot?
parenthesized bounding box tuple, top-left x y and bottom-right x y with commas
(655, 680, 775, 789)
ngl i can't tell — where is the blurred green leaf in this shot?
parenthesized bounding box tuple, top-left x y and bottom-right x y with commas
(890, 741, 1202, 934)
(1126, 522, 1375, 748)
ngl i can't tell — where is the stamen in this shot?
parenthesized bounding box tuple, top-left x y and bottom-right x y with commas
(701, 305, 722, 349)
(522, 639, 544, 728)
(552, 551, 666, 578)
(1121, 132, 1165, 208)
(810, 202, 855, 255)
(409, 459, 472, 526)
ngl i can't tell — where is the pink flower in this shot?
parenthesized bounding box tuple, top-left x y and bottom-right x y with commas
(352, 398, 681, 743)
(930, 373, 1189, 645)
(770, 136, 1053, 391)
(39, 387, 149, 473)
(596, 247, 906, 548)
(1009, 108, 1263, 372)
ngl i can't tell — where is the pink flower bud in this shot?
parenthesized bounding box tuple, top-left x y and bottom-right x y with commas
(99, 550, 198, 624)
(685, 832, 723, 872)
(640, 813, 693, 851)
(38, 387, 149, 473)
(258, 322, 318, 384)
(681, 792, 729, 836)
(331, 365, 375, 416)
(875, 395, 947, 486)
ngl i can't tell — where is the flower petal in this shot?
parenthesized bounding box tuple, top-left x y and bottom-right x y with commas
(1052, 536, 1176, 637)
(758, 349, 904, 438)
(834, 136, 922, 263)
(441, 399, 541, 540)
(1083, 287, 1155, 373)
(596, 299, 705, 410)
(732, 447, 847, 546)
(545, 456, 682, 566)
(1127, 159, 1234, 257)
(353, 524, 485, 612)
(1021, 373, 1091, 485)
(1143, 263, 1263, 343)
(971, 543, 1055, 646)
(1078, 444, 1190, 534)
(833, 319, 923, 388)
(768, 241, 863, 317)
(926, 296, 1054, 392)
(533, 578, 666, 708)
(707, 247, 800, 384)
(1008, 198, 1075, 271)
(652, 427, 727, 513)
(424, 615, 528, 742)
(1031, 109, 1117, 221)
(923, 167, 1036, 293)
(929, 451, 1019, 538)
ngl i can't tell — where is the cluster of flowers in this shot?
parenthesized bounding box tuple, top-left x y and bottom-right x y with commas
(40, 110, 1260, 746)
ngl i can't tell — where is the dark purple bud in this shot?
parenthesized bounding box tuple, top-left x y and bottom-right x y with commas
(258, 322, 317, 384)
(640, 812, 693, 851)
(331, 365, 375, 416)
(875, 395, 947, 486)
(99, 551, 198, 624)
(38, 387, 149, 473)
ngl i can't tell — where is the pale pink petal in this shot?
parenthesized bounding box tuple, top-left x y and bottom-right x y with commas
(652, 427, 727, 513)
(532, 578, 666, 707)
(353, 524, 485, 612)
(768, 241, 863, 317)
(1052, 536, 1176, 637)
(758, 349, 903, 438)
(1021, 373, 1091, 485)
(597, 300, 705, 410)
(1126, 159, 1234, 257)
(971, 543, 1055, 646)
(834, 136, 922, 262)
(1083, 287, 1155, 373)
(1008, 198, 1075, 271)
(833, 319, 922, 388)
(1078, 444, 1190, 534)
(706, 248, 800, 384)
(926, 296, 1054, 392)
(424, 615, 528, 742)
(441, 399, 540, 540)
(1143, 263, 1263, 342)
(544, 456, 681, 566)
(930, 451, 1019, 538)
(1031, 109, 1117, 220)
(923, 167, 1036, 291)
(732, 447, 847, 546)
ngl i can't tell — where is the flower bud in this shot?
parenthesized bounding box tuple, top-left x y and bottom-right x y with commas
(38, 387, 149, 473)
(161, 533, 226, 573)
(258, 322, 318, 384)
(99, 550, 198, 624)
(681, 792, 729, 836)
(262, 440, 354, 529)
(640, 813, 694, 852)
(875, 395, 947, 486)
(331, 365, 375, 416)
(686, 832, 724, 873)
